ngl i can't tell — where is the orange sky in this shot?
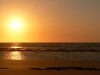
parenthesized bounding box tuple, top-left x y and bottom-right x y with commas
(0, 0, 100, 42)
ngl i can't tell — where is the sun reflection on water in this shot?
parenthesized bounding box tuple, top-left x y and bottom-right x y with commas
(10, 43, 22, 48)
(6, 51, 24, 60)
(10, 46, 21, 49)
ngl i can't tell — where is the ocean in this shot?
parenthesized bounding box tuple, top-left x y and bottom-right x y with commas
(0, 43, 100, 61)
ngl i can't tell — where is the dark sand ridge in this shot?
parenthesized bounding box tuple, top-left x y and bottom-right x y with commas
(29, 66, 100, 71)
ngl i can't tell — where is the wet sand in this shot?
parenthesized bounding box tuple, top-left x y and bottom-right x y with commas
(0, 70, 100, 75)
(0, 60, 100, 75)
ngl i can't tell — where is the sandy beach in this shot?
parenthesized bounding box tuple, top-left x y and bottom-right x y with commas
(0, 69, 100, 75)
(0, 60, 100, 75)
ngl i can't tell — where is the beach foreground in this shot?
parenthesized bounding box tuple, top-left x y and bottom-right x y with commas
(0, 69, 100, 75)
(0, 60, 100, 75)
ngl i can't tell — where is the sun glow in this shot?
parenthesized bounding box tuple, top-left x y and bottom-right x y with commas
(2, 9, 38, 42)
(5, 15, 26, 32)
(11, 21, 21, 30)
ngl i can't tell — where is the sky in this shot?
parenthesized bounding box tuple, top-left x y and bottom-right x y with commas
(0, 0, 100, 42)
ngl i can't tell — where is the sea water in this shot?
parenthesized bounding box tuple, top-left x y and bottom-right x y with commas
(0, 43, 100, 61)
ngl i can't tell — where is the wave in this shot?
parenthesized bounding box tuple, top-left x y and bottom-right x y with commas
(0, 48, 100, 52)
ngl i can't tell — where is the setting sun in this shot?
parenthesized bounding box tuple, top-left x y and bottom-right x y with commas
(11, 21, 21, 30)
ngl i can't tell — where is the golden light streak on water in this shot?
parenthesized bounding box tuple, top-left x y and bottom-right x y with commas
(9, 43, 22, 49)
(10, 46, 21, 49)
(5, 51, 24, 60)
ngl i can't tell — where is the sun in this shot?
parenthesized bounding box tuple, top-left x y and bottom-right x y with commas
(11, 21, 21, 30)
